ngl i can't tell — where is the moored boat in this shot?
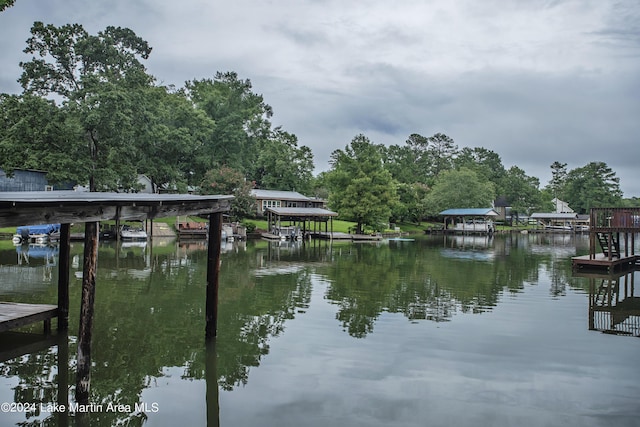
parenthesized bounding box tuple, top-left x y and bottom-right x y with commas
(12, 224, 61, 245)
(120, 224, 148, 241)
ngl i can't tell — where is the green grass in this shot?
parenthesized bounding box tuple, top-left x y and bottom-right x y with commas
(1, 217, 531, 240)
(243, 219, 443, 234)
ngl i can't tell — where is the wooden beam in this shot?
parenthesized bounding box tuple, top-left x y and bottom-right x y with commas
(0, 302, 58, 333)
(58, 223, 70, 330)
(0, 199, 231, 228)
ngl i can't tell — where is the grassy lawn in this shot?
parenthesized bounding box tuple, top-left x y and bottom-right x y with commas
(1, 218, 530, 239)
(0, 219, 440, 236)
(243, 218, 442, 234)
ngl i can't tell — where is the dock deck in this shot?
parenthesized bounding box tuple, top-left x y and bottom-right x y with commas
(572, 253, 640, 271)
(0, 302, 58, 333)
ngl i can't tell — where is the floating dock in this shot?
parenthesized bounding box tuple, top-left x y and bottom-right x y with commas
(572, 207, 639, 272)
(572, 254, 639, 271)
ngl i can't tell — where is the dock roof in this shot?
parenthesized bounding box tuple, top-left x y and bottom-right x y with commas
(0, 191, 233, 228)
(251, 189, 311, 201)
(439, 208, 499, 217)
(265, 207, 338, 217)
(530, 213, 578, 220)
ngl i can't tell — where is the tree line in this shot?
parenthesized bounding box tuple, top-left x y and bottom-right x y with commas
(0, 23, 635, 231)
(0, 22, 313, 196)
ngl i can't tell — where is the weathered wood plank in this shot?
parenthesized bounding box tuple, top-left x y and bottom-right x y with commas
(0, 200, 232, 228)
(58, 223, 70, 330)
(0, 302, 58, 333)
(0, 191, 233, 228)
(76, 221, 99, 404)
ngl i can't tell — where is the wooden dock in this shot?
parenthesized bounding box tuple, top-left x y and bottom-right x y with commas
(572, 254, 639, 271)
(0, 302, 58, 333)
(571, 207, 640, 272)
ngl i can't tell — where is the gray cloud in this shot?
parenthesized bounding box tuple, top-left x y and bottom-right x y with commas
(1, 0, 638, 195)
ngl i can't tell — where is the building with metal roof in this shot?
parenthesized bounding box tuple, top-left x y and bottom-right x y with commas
(439, 208, 499, 217)
(251, 189, 326, 216)
(263, 206, 338, 240)
(439, 208, 498, 234)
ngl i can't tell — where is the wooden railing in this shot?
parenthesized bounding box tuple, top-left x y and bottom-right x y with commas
(590, 207, 640, 232)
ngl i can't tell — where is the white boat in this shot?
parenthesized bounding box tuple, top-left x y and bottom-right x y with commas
(120, 224, 148, 240)
(544, 225, 572, 231)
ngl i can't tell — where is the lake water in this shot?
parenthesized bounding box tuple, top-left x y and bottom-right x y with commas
(0, 233, 638, 426)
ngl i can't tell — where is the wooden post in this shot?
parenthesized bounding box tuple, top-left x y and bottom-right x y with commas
(57, 223, 70, 330)
(57, 331, 69, 427)
(206, 213, 223, 338)
(76, 221, 99, 404)
(206, 339, 220, 427)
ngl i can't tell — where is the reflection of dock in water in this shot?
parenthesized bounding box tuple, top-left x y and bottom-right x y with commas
(578, 270, 640, 337)
(440, 234, 495, 261)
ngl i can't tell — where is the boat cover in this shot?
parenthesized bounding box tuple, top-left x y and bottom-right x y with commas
(15, 224, 61, 235)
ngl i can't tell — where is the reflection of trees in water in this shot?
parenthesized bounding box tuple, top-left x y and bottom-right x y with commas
(216, 267, 312, 390)
(0, 345, 61, 422)
(321, 235, 574, 338)
(0, 234, 590, 424)
(0, 242, 314, 425)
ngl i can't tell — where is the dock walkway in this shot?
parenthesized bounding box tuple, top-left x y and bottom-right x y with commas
(0, 302, 58, 333)
(572, 254, 639, 271)
(571, 207, 640, 272)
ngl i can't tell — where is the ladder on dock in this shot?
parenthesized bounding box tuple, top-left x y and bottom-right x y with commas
(597, 232, 620, 258)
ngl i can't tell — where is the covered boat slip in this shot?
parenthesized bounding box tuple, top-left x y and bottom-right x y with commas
(439, 208, 499, 234)
(263, 206, 338, 240)
(572, 207, 640, 272)
(0, 190, 232, 336)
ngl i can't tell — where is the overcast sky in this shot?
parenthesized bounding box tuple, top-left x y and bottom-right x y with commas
(1, 0, 639, 196)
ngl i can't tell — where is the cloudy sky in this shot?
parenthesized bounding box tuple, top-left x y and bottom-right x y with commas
(1, 0, 639, 196)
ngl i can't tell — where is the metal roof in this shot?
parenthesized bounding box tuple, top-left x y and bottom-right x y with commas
(265, 207, 338, 217)
(530, 213, 578, 219)
(439, 208, 499, 216)
(251, 189, 311, 201)
(0, 190, 233, 204)
(0, 191, 233, 227)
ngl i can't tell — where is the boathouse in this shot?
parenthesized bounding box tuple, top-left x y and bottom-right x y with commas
(530, 212, 579, 230)
(263, 206, 338, 240)
(0, 190, 232, 402)
(251, 189, 326, 216)
(439, 208, 498, 234)
(572, 207, 640, 272)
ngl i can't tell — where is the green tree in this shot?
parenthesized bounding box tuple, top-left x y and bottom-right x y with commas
(622, 197, 640, 208)
(252, 127, 314, 194)
(327, 134, 399, 233)
(0, 0, 16, 11)
(0, 94, 83, 185)
(185, 72, 273, 179)
(455, 147, 506, 190)
(425, 133, 457, 183)
(561, 161, 623, 213)
(424, 168, 495, 216)
(499, 166, 542, 220)
(382, 143, 418, 184)
(200, 165, 255, 220)
(18, 22, 154, 191)
(547, 161, 567, 200)
(134, 86, 214, 192)
(391, 182, 429, 224)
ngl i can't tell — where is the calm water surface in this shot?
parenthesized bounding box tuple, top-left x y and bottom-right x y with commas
(0, 233, 638, 426)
